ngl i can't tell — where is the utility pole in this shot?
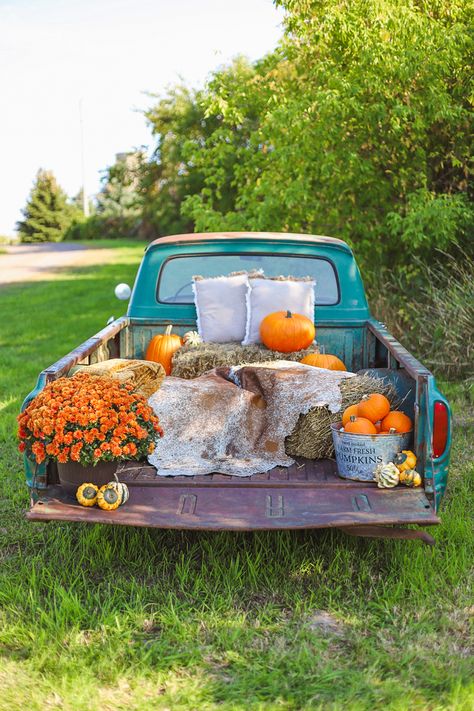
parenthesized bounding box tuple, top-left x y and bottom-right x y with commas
(79, 98, 90, 217)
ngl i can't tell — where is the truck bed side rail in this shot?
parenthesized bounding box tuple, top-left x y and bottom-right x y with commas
(21, 316, 129, 491)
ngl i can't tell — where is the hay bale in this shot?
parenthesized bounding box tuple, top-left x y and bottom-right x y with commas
(171, 342, 320, 379)
(285, 374, 398, 460)
(75, 359, 165, 398)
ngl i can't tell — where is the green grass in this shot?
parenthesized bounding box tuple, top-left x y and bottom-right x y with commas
(0, 243, 473, 710)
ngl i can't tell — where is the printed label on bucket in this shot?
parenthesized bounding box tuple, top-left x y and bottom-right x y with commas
(331, 424, 412, 482)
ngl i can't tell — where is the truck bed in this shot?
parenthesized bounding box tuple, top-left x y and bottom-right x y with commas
(27, 458, 439, 539)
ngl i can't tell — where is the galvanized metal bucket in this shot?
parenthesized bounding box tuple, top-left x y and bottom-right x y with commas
(331, 423, 413, 482)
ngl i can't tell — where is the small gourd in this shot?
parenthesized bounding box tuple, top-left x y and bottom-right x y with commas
(394, 450, 417, 473)
(374, 462, 400, 489)
(97, 481, 130, 511)
(183, 330, 202, 347)
(399, 469, 422, 487)
(344, 416, 377, 435)
(76, 483, 99, 507)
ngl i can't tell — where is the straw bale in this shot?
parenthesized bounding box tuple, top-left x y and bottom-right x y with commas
(75, 359, 165, 398)
(285, 374, 398, 460)
(171, 342, 320, 379)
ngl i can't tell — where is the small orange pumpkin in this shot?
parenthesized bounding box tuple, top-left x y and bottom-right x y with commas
(145, 325, 182, 375)
(381, 411, 413, 433)
(300, 353, 347, 371)
(344, 416, 377, 435)
(260, 310, 315, 353)
(357, 393, 390, 423)
(342, 404, 359, 426)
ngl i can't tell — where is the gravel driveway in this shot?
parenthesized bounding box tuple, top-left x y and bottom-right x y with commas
(0, 243, 117, 285)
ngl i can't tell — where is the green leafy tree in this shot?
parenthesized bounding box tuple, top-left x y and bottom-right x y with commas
(181, 0, 473, 273)
(142, 84, 218, 236)
(17, 169, 76, 243)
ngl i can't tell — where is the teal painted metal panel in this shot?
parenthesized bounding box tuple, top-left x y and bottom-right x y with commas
(128, 237, 371, 324)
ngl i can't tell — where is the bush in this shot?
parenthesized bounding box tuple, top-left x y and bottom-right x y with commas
(369, 255, 474, 380)
(65, 214, 145, 241)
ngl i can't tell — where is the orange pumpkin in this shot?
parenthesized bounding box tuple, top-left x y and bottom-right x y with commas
(374, 421, 382, 433)
(381, 411, 413, 433)
(145, 325, 182, 375)
(344, 416, 377, 435)
(357, 393, 390, 423)
(260, 310, 315, 353)
(300, 352, 347, 371)
(342, 404, 359, 426)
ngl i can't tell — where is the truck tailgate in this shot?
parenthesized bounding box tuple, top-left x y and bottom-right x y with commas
(27, 459, 439, 531)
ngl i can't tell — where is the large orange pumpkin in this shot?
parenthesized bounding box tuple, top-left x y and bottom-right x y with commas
(145, 325, 182, 375)
(381, 411, 413, 433)
(342, 404, 359, 426)
(260, 310, 315, 353)
(300, 353, 347, 371)
(344, 416, 377, 435)
(357, 393, 390, 423)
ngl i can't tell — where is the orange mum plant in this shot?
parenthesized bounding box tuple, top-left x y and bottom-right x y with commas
(17, 372, 163, 466)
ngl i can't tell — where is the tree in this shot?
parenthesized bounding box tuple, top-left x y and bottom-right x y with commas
(17, 169, 76, 243)
(96, 151, 145, 220)
(142, 84, 215, 236)
(180, 0, 473, 274)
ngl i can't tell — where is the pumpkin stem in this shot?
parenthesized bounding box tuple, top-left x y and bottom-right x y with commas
(285, 310, 292, 319)
(388, 427, 396, 434)
(349, 415, 357, 422)
(164, 325, 173, 335)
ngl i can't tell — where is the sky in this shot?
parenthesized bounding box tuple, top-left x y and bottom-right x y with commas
(0, 0, 283, 235)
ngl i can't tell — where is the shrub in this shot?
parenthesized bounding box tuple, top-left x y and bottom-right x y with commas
(369, 255, 474, 380)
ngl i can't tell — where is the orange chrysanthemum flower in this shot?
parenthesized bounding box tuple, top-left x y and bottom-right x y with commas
(18, 372, 163, 467)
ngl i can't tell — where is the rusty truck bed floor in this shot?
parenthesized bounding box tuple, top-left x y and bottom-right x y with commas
(27, 458, 440, 531)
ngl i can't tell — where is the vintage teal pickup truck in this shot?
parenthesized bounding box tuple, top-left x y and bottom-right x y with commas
(23, 232, 451, 543)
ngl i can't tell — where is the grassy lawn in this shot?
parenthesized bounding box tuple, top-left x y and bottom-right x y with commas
(0, 243, 473, 710)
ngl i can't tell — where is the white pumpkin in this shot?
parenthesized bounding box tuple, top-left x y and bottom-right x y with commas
(374, 462, 400, 489)
(183, 331, 202, 347)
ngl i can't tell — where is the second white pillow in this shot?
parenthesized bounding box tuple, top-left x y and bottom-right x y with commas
(242, 276, 315, 345)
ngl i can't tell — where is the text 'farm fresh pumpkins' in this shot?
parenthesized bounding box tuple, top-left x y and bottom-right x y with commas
(300, 353, 347, 371)
(145, 325, 182, 375)
(260, 310, 315, 353)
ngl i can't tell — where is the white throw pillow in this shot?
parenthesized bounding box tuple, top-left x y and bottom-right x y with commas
(242, 276, 315, 345)
(192, 273, 250, 343)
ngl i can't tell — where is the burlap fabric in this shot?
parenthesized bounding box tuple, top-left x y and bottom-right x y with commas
(148, 361, 355, 476)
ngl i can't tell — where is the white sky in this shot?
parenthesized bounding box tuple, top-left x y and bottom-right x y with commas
(0, 0, 283, 235)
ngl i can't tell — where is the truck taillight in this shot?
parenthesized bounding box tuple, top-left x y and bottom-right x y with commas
(433, 402, 449, 458)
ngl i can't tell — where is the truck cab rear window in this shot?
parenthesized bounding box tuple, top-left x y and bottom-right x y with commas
(157, 254, 339, 305)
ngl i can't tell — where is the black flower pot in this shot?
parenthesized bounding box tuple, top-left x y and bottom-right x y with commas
(57, 460, 118, 495)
